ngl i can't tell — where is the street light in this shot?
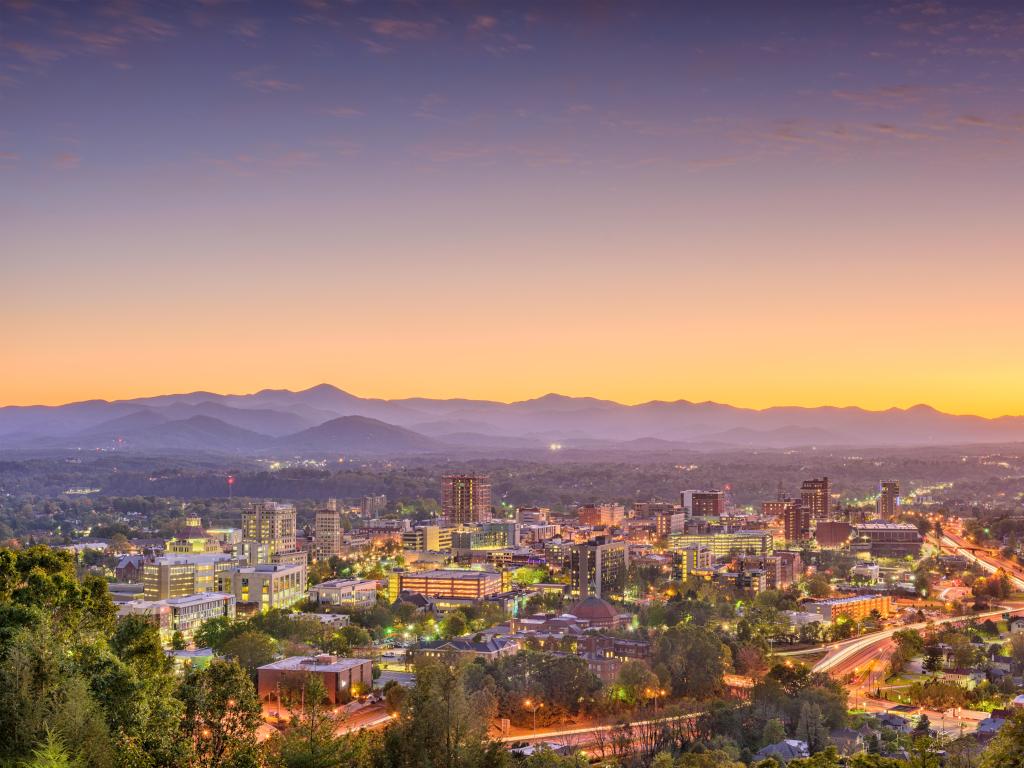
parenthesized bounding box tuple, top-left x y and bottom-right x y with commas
(523, 698, 544, 732)
(645, 688, 667, 712)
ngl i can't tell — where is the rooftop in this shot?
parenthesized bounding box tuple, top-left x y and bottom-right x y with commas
(405, 569, 500, 580)
(258, 655, 370, 673)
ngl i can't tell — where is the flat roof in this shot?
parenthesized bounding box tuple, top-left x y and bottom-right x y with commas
(164, 592, 234, 607)
(258, 656, 371, 673)
(403, 569, 500, 579)
(815, 594, 887, 606)
(312, 578, 377, 589)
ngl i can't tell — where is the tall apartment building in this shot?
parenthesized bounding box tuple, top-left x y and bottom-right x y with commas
(217, 562, 307, 612)
(314, 507, 343, 560)
(783, 499, 810, 543)
(360, 494, 388, 518)
(442, 475, 491, 525)
(241, 501, 297, 561)
(800, 478, 831, 521)
(142, 553, 239, 600)
(681, 490, 725, 518)
(876, 481, 901, 520)
(570, 537, 629, 599)
(762, 500, 789, 518)
(577, 504, 625, 528)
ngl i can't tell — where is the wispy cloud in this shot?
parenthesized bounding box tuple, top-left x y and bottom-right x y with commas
(366, 18, 437, 41)
(322, 106, 364, 118)
(53, 151, 80, 169)
(233, 67, 302, 94)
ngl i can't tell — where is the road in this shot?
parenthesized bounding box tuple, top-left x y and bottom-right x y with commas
(937, 531, 1024, 590)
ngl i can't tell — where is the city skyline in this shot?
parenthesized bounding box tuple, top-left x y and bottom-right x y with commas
(4, 1, 1024, 415)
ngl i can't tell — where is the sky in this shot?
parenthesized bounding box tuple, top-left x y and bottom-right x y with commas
(2, 0, 1024, 416)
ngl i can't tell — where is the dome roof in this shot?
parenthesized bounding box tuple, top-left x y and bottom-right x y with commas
(568, 596, 619, 622)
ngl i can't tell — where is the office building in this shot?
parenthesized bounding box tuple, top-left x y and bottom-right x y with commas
(877, 481, 901, 520)
(442, 475, 492, 525)
(309, 578, 379, 609)
(516, 507, 548, 525)
(577, 504, 625, 528)
(800, 478, 831, 521)
(451, 522, 520, 551)
(806, 594, 892, 624)
(258, 656, 372, 705)
(673, 544, 713, 580)
(142, 553, 239, 600)
(388, 569, 503, 602)
(217, 562, 307, 611)
(762, 500, 789, 518)
(850, 522, 922, 557)
(668, 530, 773, 558)
(241, 501, 297, 560)
(313, 507, 342, 560)
(401, 524, 454, 553)
(656, 509, 687, 537)
(570, 537, 629, 599)
(681, 490, 725, 518)
(119, 591, 236, 644)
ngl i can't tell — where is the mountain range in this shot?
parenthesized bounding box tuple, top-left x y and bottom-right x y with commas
(1, 384, 1023, 456)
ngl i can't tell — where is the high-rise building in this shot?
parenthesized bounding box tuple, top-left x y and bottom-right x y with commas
(442, 475, 492, 525)
(314, 507, 342, 560)
(681, 490, 725, 518)
(783, 499, 809, 543)
(360, 494, 387, 518)
(877, 481, 900, 520)
(570, 537, 629, 599)
(762, 500, 788, 518)
(800, 478, 831, 521)
(241, 501, 297, 561)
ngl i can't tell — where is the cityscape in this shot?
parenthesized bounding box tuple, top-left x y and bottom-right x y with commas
(4, 2, 1024, 768)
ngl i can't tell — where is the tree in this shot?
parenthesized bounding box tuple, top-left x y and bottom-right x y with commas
(171, 631, 187, 651)
(221, 631, 278, 678)
(980, 711, 1024, 768)
(21, 731, 82, 768)
(440, 611, 469, 639)
(267, 675, 344, 768)
(761, 718, 786, 747)
(653, 624, 729, 699)
(615, 660, 660, 708)
(179, 660, 263, 768)
(195, 617, 238, 652)
(795, 702, 828, 754)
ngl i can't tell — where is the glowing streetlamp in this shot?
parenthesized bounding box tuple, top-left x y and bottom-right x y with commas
(523, 698, 544, 732)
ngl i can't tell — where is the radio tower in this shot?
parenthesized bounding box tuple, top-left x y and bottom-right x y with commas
(776, 479, 785, 502)
(227, 475, 235, 500)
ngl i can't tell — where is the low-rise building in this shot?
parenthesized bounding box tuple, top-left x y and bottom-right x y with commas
(805, 594, 892, 623)
(257, 655, 372, 705)
(308, 578, 378, 609)
(119, 591, 236, 644)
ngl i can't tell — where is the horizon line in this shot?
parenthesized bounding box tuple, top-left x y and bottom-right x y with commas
(2, 382, 1022, 421)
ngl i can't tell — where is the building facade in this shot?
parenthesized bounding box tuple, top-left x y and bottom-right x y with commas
(442, 475, 491, 525)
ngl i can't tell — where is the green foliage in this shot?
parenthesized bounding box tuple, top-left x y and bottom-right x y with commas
(652, 624, 730, 699)
(179, 659, 263, 768)
(221, 630, 278, 677)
